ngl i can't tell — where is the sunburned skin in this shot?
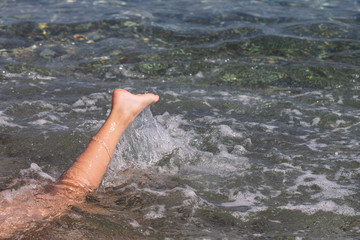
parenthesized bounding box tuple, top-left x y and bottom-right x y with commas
(0, 89, 159, 239)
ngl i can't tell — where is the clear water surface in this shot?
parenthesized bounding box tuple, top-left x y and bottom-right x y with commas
(0, 0, 360, 239)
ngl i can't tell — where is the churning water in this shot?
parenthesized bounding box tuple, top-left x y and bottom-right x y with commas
(0, 0, 360, 239)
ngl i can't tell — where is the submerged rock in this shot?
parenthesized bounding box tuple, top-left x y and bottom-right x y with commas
(39, 48, 56, 59)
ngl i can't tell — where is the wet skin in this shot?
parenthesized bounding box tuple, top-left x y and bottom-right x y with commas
(0, 89, 159, 239)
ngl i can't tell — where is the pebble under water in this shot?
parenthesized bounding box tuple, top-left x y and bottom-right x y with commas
(0, 0, 360, 239)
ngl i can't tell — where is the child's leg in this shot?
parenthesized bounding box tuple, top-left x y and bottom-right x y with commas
(58, 89, 159, 189)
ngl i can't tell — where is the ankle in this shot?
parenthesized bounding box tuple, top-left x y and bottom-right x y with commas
(108, 109, 134, 126)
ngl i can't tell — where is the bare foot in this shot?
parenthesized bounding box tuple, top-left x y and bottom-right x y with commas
(111, 89, 159, 124)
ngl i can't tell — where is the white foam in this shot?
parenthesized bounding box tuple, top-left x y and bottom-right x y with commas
(144, 205, 166, 219)
(234, 94, 261, 105)
(2, 189, 15, 203)
(231, 145, 247, 155)
(300, 121, 311, 127)
(190, 89, 207, 95)
(334, 167, 360, 183)
(312, 117, 321, 126)
(196, 115, 235, 125)
(216, 124, 244, 139)
(334, 119, 346, 127)
(3, 70, 55, 81)
(0, 111, 23, 128)
(29, 118, 69, 130)
(163, 90, 180, 97)
(176, 185, 212, 212)
(305, 139, 328, 151)
(260, 123, 278, 132)
(130, 220, 141, 228)
(282, 108, 303, 116)
(142, 188, 168, 197)
(1, 185, 37, 205)
(72, 92, 108, 112)
(24, 100, 54, 110)
(182, 186, 198, 199)
(29, 119, 50, 125)
(3, 72, 23, 78)
(195, 71, 204, 78)
(27, 71, 56, 81)
(279, 201, 359, 216)
(221, 190, 266, 207)
(288, 170, 354, 200)
(20, 163, 56, 182)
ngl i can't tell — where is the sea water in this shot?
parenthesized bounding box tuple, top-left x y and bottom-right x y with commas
(0, 0, 360, 239)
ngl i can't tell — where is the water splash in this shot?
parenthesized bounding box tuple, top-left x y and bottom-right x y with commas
(102, 108, 179, 187)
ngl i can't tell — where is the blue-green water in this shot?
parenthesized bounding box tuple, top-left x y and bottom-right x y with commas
(0, 0, 360, 239)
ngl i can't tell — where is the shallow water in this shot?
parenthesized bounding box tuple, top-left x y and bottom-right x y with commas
(0, 0, 360, 239)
